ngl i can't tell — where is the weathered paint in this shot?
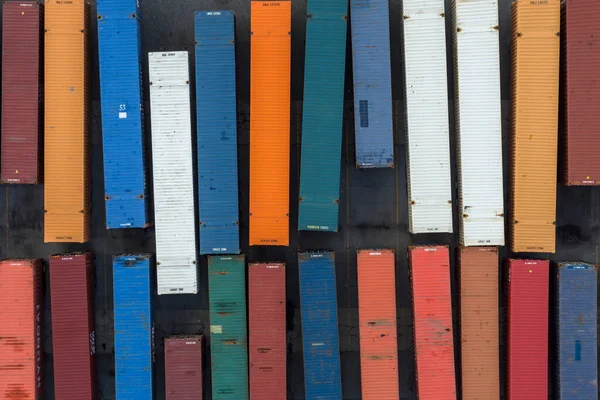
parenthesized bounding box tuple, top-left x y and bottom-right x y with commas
(164, 336, 203, 400)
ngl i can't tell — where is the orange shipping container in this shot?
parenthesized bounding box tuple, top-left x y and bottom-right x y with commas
(510, 0, 560, 253)
(249, 1, 291, 246)
(44, 0, 91, 243)
(357, 249, 399, 400)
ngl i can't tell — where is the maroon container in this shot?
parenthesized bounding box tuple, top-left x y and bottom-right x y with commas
(49, 252, 96, 400)
(164, 336, 203, 400)
(1, 1, 43, 184)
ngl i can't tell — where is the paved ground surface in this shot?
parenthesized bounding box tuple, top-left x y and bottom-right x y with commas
(0, 0, 598, 398)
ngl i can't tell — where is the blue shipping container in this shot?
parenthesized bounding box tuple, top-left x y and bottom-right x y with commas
(298, 252, 342, 399)
(556, 262, 597, 399)
(298, 0, 347, 232)
(350, 0, 394, 168)
(195, 11, 240, 254)
(97, 0, 148, 229)
(113, 254, 154, 399)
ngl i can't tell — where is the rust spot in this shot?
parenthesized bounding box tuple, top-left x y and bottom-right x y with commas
(137, 194, 145, 199)
(130, 13, 136, 18)
(555, 32, 560, 37)
(463, 214, 469, 219)
(217, 312, 230, 316)
(410, 200, 416, 205)
(257, 347, 272, 353)
(223, 340, 238, 345)
(440, 12, 445, 17)
(496, 213, 504, 217)
(97, 15, 102, 20)
(217, 271, 229, 275)
(578, 314, 584, 325)
(3, 385, 28, 398)
(368, 355, 393, 360)
(493, 25, 499, 30)
(333, 199, 339, 204)
(403, 15, 410, 20)
(299, 197, 304, 202)
(105, 196, 111, 200)
(457, 27, 462, 33)
(342, 15, 347, 20)
(307, 13, 312, 18)
(517, 32, 523, 37)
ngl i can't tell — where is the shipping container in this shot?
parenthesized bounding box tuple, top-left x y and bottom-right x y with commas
(113, 254, 154, 399)
(248, 263, 286, 399)
(458, 247, 499, 400)
(97, 0, 149, 229)
(1, 1, 43, 184)
(453, 0, 505, 246)
(49, 252, 96, 399)
(0, 259, 43, 400)
(208, 255, 249, 400)
(356, 249, 399, 400)
(556, 262, 597, 399)
(298, 0, 347, 232)
(350, 0, 393, 168)
(165, 336, 203, 400)
(298, 252, 342, 399)
(44, 0, 91, 243)
(195, 11, 240, 254)
(510, 0, 560, 253)
(249, 1, 291, 246)
(148, 51, 198, 295)
(506, 259, 549, 399)
(402, 1, 452, 234)
(408, 246, 456, 399)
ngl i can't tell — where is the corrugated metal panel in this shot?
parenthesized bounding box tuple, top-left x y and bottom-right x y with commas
(298, 252, 342, 399)
(458, 247, 499, 400)
(44, 0, 91, 243)
(298, 0, 347, 232)
(148, 51, 198, 295)
(164, 336, 203, 400)
(556, 262, 597, 399)
(97, 0, 149, 229)
(510, 0, 560, 253)
(402, 0, 453, 234)
(356, 249, 399, 400)
(0, 259, 42, 400)
(452, 0, 504, 246)
(113, 254, 154, 400)
(49, 253, 96, 399)
(249, 1, 291, 246)
(208, 255, 249, 400)
(1, 1, 42, 184)
(350, 0, 393, 168)
(506, 259, 549, 399)
(248, 263, 286, 399)
(408, 246, 456, 399)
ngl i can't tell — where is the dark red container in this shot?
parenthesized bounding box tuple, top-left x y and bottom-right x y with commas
(165, 336, 203, 400)
(49, 252, 96, 400)
(1, 1, 43, 184)
(248, 263, 286, 399)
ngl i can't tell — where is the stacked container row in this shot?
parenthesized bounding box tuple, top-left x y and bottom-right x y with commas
(164, 336, 203, 400)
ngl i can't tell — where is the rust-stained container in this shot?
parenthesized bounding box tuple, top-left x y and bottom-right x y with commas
(0, 259, 43, 400)
(458, 247, 499, 400)
(49, 252, 96, 400)
(1, 1, 43, 184)
(408, 246, 456, 399)
(165, 336, 203, 400)
(44, 0, 91, 243)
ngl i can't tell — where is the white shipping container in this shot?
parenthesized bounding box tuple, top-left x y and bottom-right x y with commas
(402, 0, 453, 234)
(453, 0, 504, 246)
(148, 51, 198, 295)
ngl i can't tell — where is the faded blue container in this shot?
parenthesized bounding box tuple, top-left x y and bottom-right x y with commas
(195, 11, 240, 255)
(350, 0, 394, 168)
(97, 0, 148, 229)
(556, 262, 597, 400)
(298, 252, 342, 399)
(113, 254, 154, 400)
(298, 0, 348, 232)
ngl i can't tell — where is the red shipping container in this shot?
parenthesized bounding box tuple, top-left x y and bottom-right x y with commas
(49, 253, 96, 400)
(506, 259, 549, 400)
(408, 246, 456, 399)
(248, 263, 286, 399)
(165, 336, 203, 400)
(0, 259, 43, 400)
(1, 1, 43, 184)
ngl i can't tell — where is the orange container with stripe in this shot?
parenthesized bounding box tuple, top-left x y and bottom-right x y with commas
(44, 0, 91, 243)
(510, 0, 560, 253)
(357, 249, 399, 400)
(249, 0, 291, 246)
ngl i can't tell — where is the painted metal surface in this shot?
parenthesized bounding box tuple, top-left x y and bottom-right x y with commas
(164, 336, 203, 400)
(113, 254, 154, 400)
(148, 51, 198, 295)
(298, 252, 342, 399)
(350, 0, 393, 168)
(453, 0, 504, 246)
(195, 11, 240, 254)
(97, 0, 149, 229)
(208, 255, 249, 400)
